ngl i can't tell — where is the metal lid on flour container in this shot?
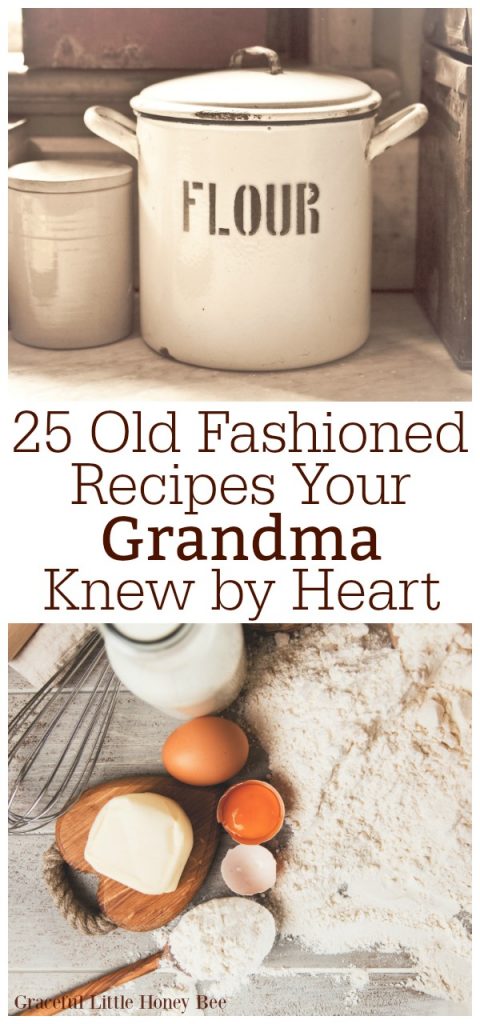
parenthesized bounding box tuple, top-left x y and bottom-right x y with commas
(130, 45, 381, 123)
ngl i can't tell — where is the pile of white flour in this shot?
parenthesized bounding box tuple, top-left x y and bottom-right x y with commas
(169, 898, 276, 996)
(241, 624, 471, 1007)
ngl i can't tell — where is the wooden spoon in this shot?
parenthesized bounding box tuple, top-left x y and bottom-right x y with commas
(17, 899, 276, 1016)
(55, 774, 221, 932)
(15, 949, 167, 1016)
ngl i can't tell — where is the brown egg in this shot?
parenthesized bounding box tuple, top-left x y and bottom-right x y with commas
(162, 717, 249, 787)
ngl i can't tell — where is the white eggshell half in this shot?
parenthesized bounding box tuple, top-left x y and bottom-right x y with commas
(221, 844, 276, 896)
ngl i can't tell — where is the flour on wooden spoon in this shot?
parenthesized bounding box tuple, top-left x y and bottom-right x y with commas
(167, 897, 276, 996)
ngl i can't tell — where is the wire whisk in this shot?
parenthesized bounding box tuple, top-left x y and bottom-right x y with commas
(9, 631, 120, 834)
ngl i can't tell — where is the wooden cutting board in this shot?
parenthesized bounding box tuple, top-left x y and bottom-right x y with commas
(56, 775, 221, 932)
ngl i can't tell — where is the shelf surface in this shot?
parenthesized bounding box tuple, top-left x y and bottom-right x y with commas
(9, 293, 471, 403)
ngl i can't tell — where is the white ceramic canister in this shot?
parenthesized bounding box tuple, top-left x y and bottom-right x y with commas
(8, 159, 133, 348)
(99, 623, 247, 719)
(84, 46, 428, 370)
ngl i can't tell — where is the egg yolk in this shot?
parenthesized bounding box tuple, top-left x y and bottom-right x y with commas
(220, 782, 281, 841)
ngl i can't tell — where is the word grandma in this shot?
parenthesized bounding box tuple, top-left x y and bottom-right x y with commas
(101, 514, 380, 562)
(183, 180, 320, 236)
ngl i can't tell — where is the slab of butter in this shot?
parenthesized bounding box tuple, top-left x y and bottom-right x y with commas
(84, 792, 194, 895)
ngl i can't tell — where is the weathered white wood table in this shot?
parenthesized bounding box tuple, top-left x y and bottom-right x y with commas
(9, 293, 470, 403)
(8, 632, 466, 1016)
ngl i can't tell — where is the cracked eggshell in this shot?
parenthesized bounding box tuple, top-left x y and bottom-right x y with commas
(221, 844, 277, 896)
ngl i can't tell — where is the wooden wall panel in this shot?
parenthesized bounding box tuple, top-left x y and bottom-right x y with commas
(22, 8, 270, 70)
(424, 8, 472, 57)
(309, 9, 373, 68)
(415, 44, 472, 368)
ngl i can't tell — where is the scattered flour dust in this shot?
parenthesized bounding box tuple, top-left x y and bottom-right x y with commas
(240, 624, 472, 1008)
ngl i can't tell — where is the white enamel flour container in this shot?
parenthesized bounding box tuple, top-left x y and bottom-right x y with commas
(85, 46, 428, 370)
(8, 159, 133, 349)
(99, 623, 247, 719)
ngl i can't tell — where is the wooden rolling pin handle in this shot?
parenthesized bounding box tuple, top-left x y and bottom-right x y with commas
(8, 624, 40, 660)
(15, 950, 163, 1016)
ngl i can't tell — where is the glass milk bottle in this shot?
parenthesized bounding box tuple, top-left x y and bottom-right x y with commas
(99, 624, 246, 719)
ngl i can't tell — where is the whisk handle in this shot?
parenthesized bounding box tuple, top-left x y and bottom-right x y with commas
(15, 950, 164, 1015)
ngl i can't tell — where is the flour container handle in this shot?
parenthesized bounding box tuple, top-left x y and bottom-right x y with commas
(84, 106, 138, 160)
(368, 103, 428, 161)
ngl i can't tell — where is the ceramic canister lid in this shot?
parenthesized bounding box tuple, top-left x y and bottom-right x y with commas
(131, 45, 381, 123)
(8, 159, 133, 194)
